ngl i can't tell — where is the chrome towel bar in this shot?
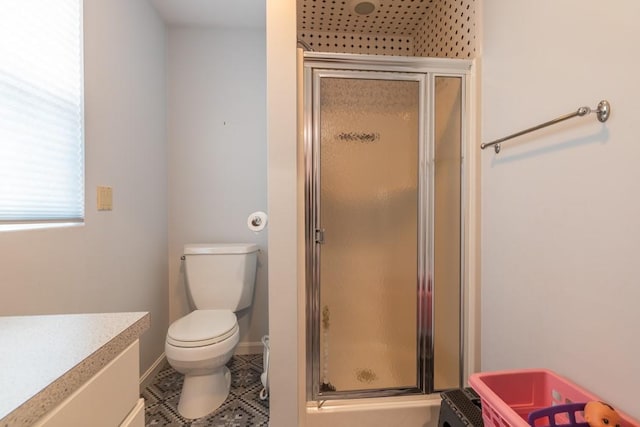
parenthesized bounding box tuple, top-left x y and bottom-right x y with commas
(481, 100, 611, 153)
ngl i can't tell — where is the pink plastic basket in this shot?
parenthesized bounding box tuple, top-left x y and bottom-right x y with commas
(468, 369, 639, 427)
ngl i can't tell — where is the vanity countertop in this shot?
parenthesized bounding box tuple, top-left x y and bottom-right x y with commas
(0, 311, 150, 426)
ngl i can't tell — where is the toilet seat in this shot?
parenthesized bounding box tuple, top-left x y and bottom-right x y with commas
(167, 309, 238, 348)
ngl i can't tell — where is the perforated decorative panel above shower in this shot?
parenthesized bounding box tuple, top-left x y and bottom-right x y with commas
(298, 0, 428, 36)
(299, 30, 414, 55)
(297, 0, 477, 58)
(413, 0, 477, 58)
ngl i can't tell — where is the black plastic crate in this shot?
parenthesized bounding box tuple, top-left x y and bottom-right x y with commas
(438, 387, 484, 427)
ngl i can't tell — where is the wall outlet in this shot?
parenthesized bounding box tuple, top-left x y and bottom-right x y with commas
(97, 186, 113, 211)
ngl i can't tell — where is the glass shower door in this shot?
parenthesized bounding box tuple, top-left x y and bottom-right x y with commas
(433, 75, 463, 391)
(305, 55, 469, 402)
(312, 71, 427, 396)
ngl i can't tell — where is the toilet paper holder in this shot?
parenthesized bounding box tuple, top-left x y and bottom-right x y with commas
(247, 211, 268, 232)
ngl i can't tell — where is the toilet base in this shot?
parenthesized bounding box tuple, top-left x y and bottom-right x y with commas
(177, 366, 231, 419)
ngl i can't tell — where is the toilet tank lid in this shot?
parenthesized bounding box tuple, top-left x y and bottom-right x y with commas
(184, 243, 259, 255)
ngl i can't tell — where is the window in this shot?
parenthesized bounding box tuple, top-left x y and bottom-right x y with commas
(0, 0, 84, 228)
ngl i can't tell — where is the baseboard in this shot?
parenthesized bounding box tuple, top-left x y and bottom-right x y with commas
(139, 352, 166, 391)
(235, 341, 264, 355)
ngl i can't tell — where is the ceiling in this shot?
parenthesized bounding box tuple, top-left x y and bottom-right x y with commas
(150, 0, 436, 35)
(150, 0, 265, 29)
(298, 0, 434, 36)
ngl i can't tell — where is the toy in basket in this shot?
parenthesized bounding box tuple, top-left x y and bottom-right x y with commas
(584, 401, 622, 427)
(527, 401, 621, 427)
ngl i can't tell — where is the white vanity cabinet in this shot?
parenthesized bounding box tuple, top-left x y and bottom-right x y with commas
(33, 340, 144, 427)
(0, 312, 150, 427)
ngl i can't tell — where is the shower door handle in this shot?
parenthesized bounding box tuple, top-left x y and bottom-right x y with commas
(315, 228, 325, 244)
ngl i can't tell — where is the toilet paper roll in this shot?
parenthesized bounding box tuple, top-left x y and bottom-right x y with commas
(248, 211, 268, 232)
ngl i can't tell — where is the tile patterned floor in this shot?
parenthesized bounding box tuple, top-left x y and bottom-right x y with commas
(143, 354, 269, 427)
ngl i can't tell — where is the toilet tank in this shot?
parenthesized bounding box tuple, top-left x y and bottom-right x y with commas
(183, 243, 259, 311)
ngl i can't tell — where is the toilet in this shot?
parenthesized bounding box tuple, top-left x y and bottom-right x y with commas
(165, 243, 259, 419)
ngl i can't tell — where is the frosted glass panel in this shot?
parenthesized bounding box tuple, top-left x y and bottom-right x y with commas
(318, 77, 419, 392)
(433, 76, 462, 390)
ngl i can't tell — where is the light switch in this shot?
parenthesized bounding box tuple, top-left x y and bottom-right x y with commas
(97, 186, 113, 211)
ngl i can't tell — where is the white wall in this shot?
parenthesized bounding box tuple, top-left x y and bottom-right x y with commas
(167, 27, 268, 349)
(267, 0, 303, 425)
(482, 1, 640, 419)
(0, 0, 168, 374)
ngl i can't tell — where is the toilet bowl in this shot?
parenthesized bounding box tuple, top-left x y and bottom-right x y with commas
(166, 243, 259, 419)
(165, 309, 240, 419)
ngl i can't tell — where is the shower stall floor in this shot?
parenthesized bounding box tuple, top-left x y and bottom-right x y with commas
(325, 340, 416, 392)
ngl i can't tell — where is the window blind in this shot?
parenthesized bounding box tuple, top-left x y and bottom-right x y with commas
(0, 0, 84, 223)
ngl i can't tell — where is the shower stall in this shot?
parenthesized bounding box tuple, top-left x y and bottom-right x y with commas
(304, 52, 472, 402)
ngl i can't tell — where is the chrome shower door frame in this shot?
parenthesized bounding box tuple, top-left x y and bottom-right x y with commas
(303, 52, 472, 402)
